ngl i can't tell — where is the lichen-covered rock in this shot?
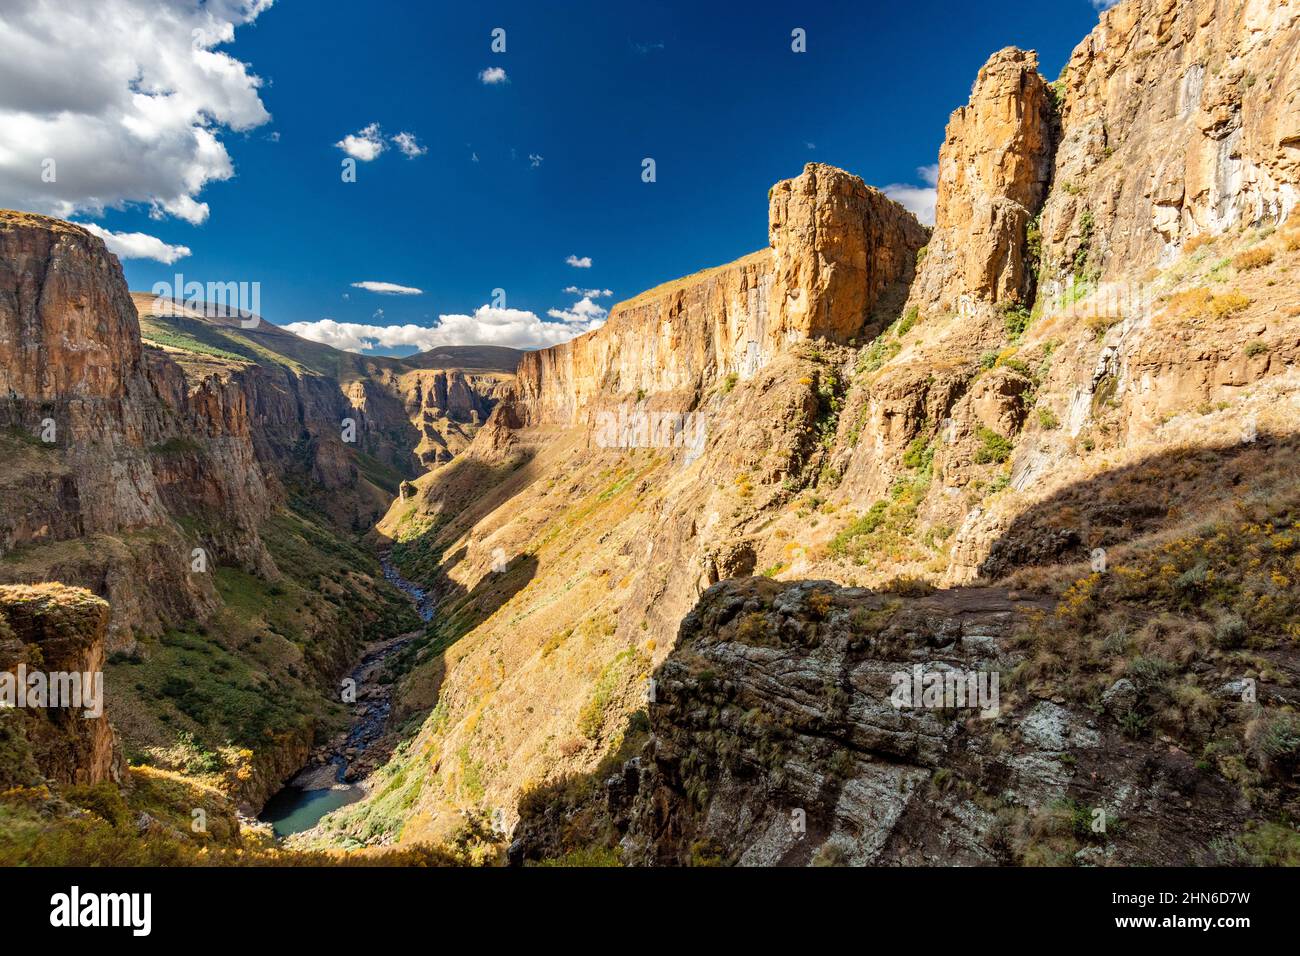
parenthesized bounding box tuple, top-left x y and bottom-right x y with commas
(608, 578, 1255, 867)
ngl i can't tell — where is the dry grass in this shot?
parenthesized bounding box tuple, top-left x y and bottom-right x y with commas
(1233, 247, 1275, 271)
(1166, 286, 1252, 321)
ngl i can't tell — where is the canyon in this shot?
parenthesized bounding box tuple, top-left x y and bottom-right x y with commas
(1, 0, 1298, 867)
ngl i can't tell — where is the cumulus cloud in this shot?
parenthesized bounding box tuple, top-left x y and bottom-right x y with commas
(547, 296, 608, 325)
(284, 303, 602, 353)
(351, 280, 423, 296)
(77, 222, 192, 264)
(335, 123, 386, 162)
(883, 163, 939, 226)
(0, 0, 273, 224)
(565, 254, 592, 268)
(564, 286, 614, 297)
(479, 67, 508, 85)
(391, 131, 426, 158)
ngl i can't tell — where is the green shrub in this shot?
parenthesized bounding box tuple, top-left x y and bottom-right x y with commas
(1002, 303, 1032, 340)
(973, 427, 1013, 464)
(897, 306, 921, 337)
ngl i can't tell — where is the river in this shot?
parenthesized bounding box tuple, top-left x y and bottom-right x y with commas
(258, 553, 432, 838)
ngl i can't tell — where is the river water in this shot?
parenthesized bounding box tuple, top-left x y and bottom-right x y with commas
(258, 553, 432, 838)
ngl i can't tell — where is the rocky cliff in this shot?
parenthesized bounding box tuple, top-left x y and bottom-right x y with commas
(514, 164, 925, 430)
(133, 293, 518, 529)
(0, 213, 271, 647)
(0, 583, 120, 789)
(908, 47, 1055, 318)
(1039, 0, 1299, 283)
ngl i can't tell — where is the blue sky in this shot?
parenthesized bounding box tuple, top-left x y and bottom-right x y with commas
(0, 0, 1110, 354)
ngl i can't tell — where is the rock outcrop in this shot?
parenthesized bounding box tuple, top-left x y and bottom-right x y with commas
(0, 583, 121, 788)
(515, 572, 1274, 867)
(0, 212, 274, 645)
(908, 48, 1055, 316)
(769, 163, 931, 342)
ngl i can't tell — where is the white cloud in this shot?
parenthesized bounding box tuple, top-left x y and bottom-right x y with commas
(77, 222, 191, 264)
(479, 67, 508, 85)
(547, 296, 608, 325)
(391, 131, 426, 158)
(0, 0, 273, 225)
(1091, 0, 1123, 9)
(335, 123, 386, 162)
(351, 280, 423, 296)
(565, 254, 592, 268)
(284, 302, 602, 353)
(528, 153, 544, 168)
(882, 164, 940, 226)
(564, 286, 614, 297)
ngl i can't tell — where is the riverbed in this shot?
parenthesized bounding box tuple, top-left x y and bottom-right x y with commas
(258, 553, 430, 838)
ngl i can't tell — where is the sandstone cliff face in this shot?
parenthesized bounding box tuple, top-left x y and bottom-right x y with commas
(769, 164, 930, 342)
(909, 48, 1055, 316)
(0, 212, 277, 645)
(393, 368, 513, 467)
(515, 251, 772, 427)
(0, 583, 121, 788)
(1039, 0, 1299, 283)
(0, 213, 147, 404)
(513, 163, 925, 430)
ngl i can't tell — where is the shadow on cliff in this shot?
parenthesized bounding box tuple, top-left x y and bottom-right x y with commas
(980, 430, 1300, 581)
(508, 429, 1300, 864)
(380, 552, 539, 743)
